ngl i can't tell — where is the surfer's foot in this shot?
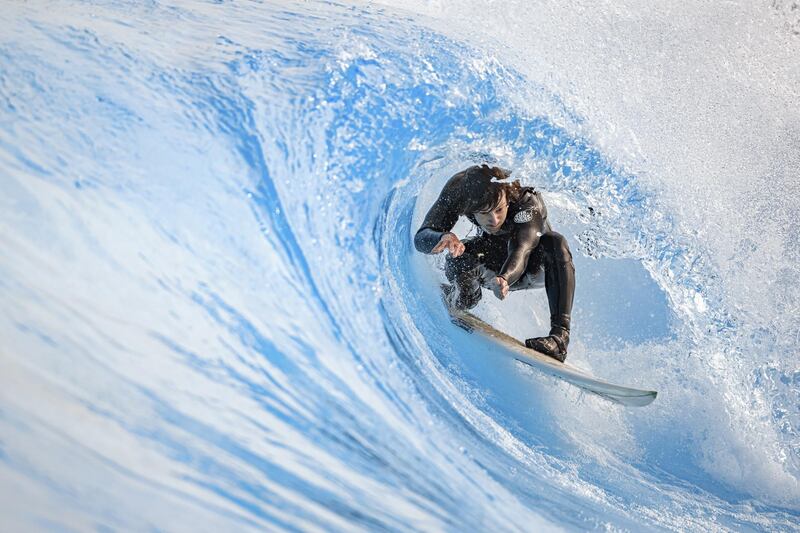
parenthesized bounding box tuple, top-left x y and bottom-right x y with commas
(525, 326, 569, 362)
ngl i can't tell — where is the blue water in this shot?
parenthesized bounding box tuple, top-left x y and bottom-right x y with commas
(2, 1, 799, 531)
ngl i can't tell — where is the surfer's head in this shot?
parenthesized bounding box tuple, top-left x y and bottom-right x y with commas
(461, 164, 521, 233)
(474, 193, 509, 234)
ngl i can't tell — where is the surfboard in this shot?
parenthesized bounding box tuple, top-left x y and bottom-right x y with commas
(448, 308, 658, 407)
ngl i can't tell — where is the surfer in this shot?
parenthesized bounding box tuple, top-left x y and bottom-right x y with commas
(414, 164, 575, 361)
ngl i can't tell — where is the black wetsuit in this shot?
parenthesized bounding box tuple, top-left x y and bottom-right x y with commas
(414, 170, 575, 353)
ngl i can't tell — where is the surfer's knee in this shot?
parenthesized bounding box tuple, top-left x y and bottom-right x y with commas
(542, 232, 573, 264)
(443, 253, 482, 309)
(444, 252, 478, 281)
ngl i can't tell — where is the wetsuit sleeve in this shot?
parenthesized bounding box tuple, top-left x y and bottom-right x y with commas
(413, 179, 463, 254)
(499, 193, 547, 285)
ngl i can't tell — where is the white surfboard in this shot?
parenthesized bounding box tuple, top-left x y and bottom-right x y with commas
(448, 308, 658, 407)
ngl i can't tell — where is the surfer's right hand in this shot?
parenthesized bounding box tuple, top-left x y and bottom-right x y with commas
(431, 232, 464, 257)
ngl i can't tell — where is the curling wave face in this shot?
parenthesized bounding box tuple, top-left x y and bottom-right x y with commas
(1, 1, 798, 530)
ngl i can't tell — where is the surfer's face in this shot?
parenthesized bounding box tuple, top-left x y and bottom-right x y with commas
(474, 193, 509, 234)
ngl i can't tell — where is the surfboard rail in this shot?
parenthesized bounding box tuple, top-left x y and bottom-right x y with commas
(449, 309, 658, 407)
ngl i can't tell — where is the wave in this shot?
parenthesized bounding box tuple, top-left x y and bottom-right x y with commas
(1, 1, 798, 530)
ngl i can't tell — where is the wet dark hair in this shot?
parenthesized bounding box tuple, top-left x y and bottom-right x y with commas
(460, 164, 522, 214)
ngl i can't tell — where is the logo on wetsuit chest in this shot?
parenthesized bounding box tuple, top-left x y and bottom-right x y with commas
(514, 209, 534, 223)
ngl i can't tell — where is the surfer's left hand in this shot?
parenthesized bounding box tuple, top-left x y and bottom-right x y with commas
(490, 276, 509, 300)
